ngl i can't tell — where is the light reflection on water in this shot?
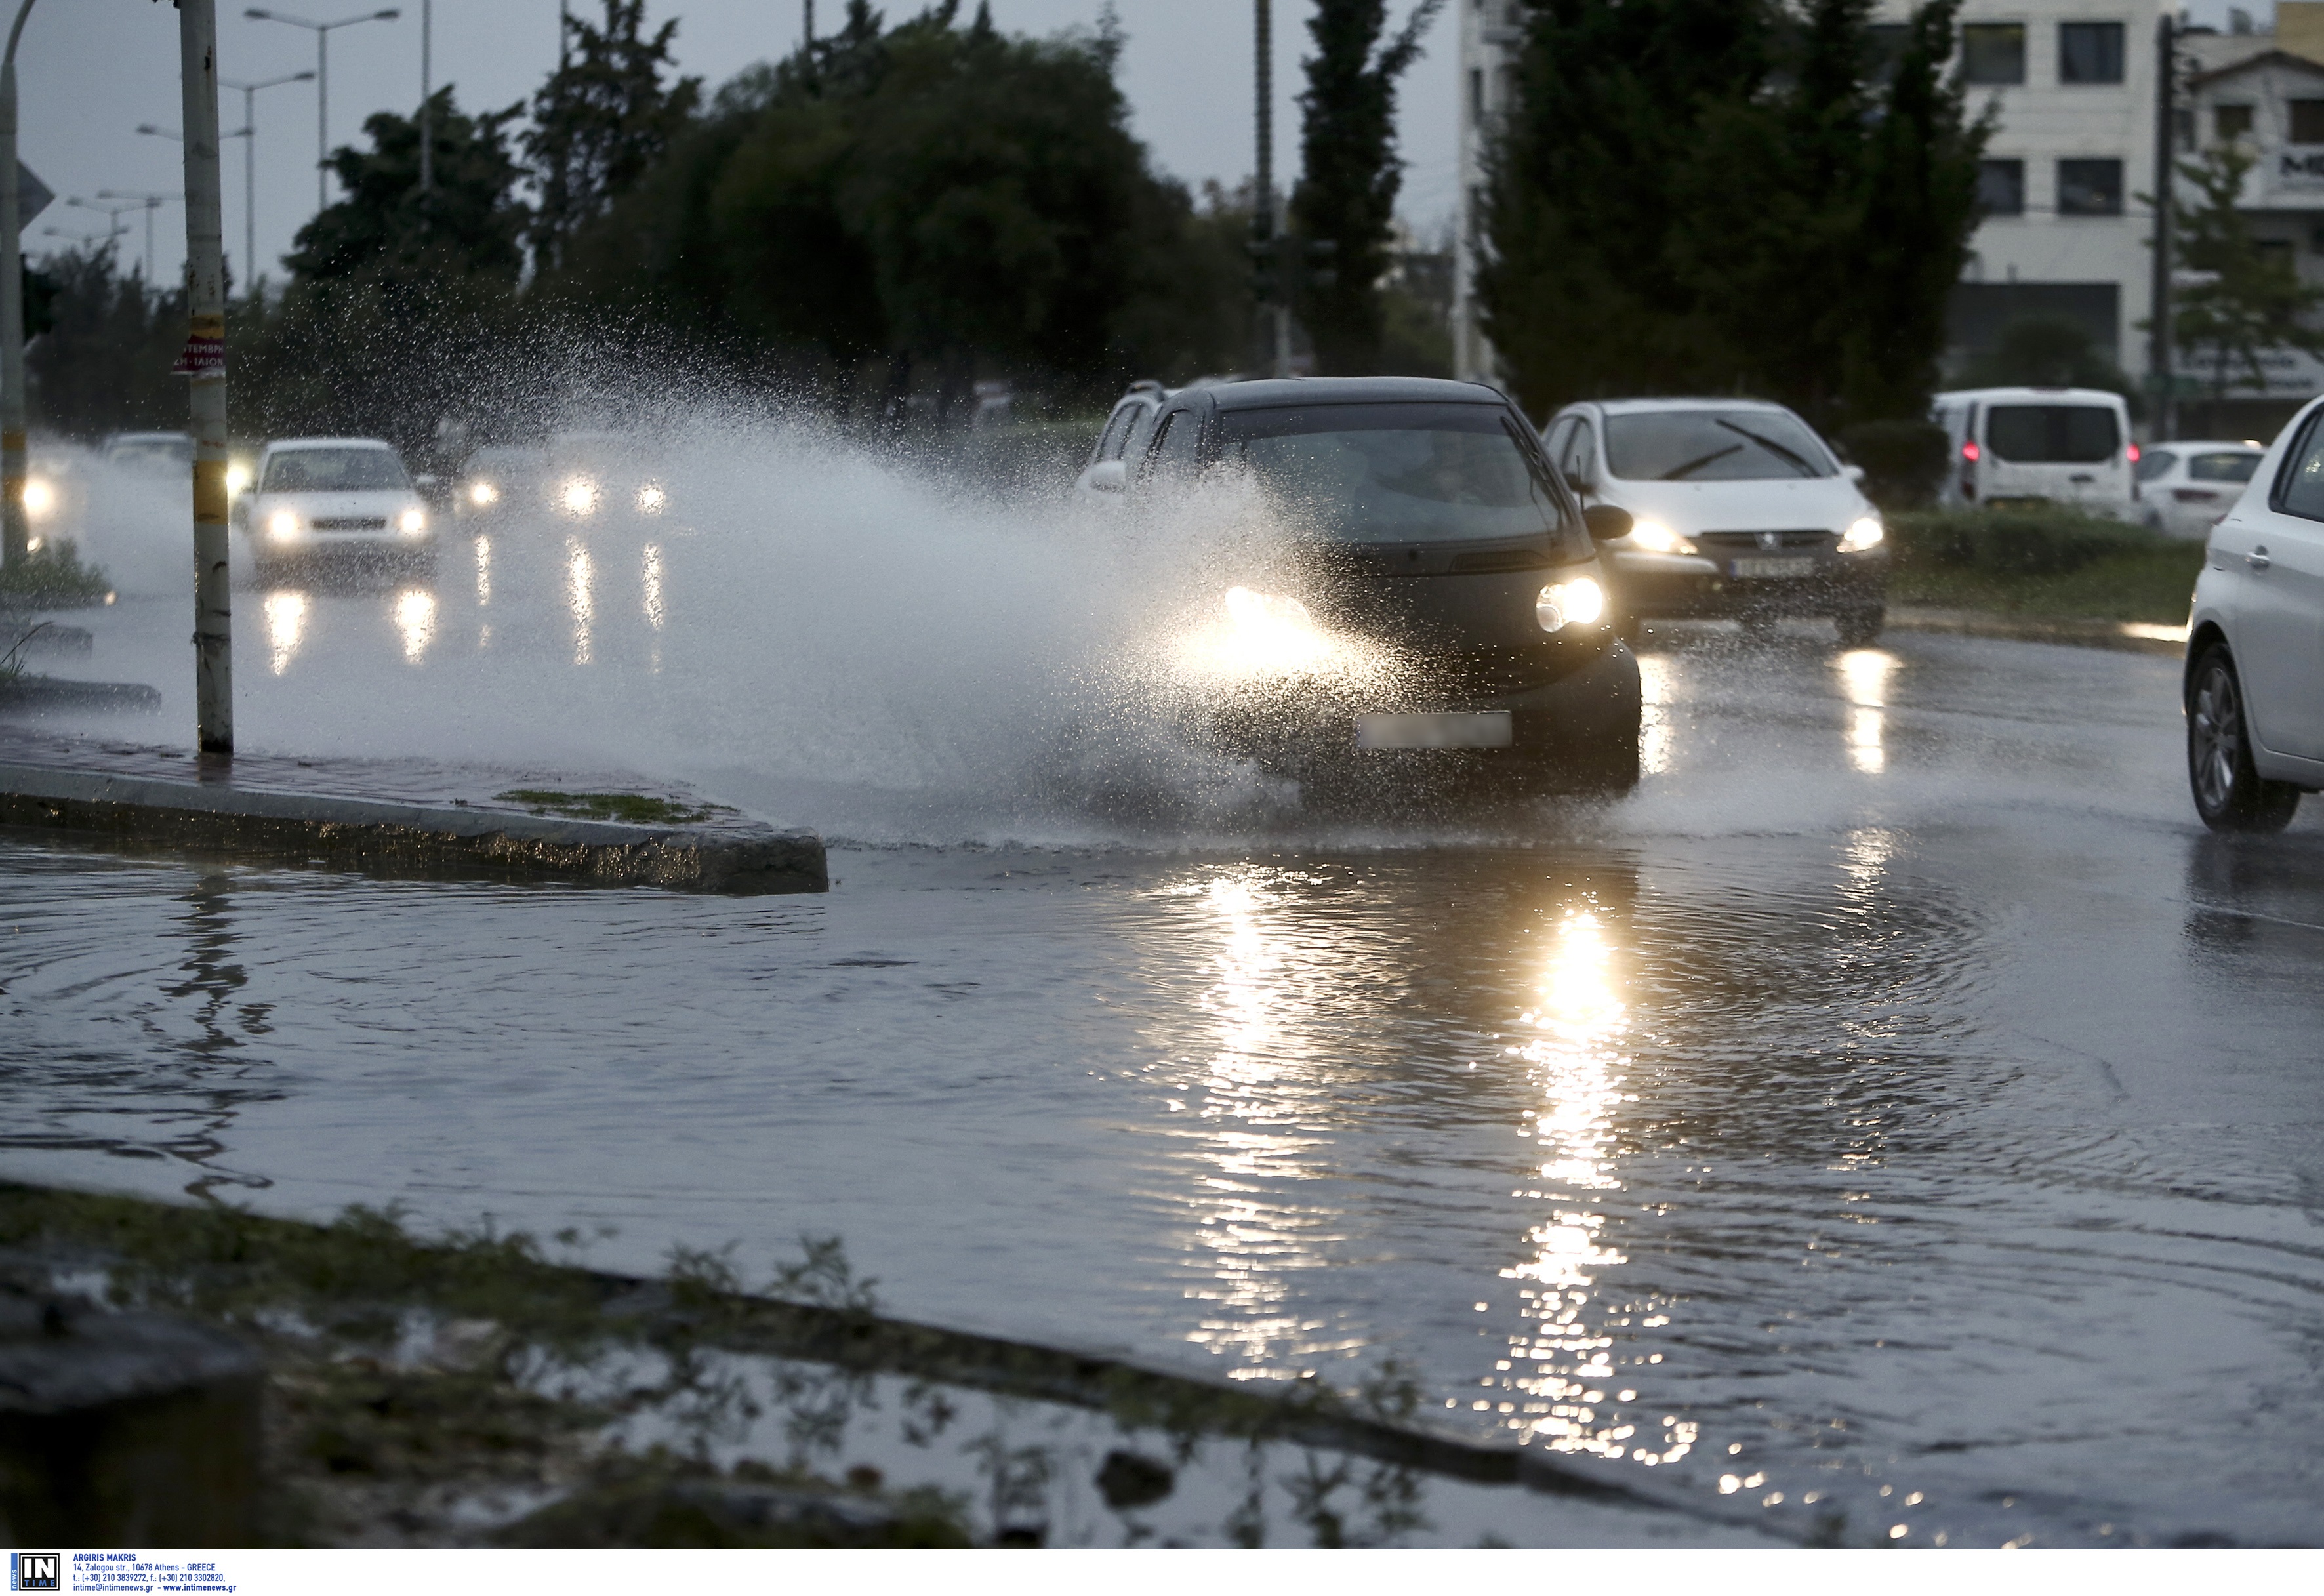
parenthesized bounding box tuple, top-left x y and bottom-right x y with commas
(1835, 649, 1898, 775)
(567, 540, 595, 665)
(262, 590, 308, 676)
(394, 590, 436, 664)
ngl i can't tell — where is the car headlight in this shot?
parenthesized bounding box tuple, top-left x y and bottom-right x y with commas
(1837, 515, 1885, 554)
(224, 462, 251, 498)
(469, 480, 499, 507)
(20, 476, 53, 517)
(562, 476, 598, 516)
(636, 483, 666, 514)
(268, 509, 301, 541)
(1626, 518, 1696, 556)
(1536, 575, 1606, 632)
(400, 507, 428, 536)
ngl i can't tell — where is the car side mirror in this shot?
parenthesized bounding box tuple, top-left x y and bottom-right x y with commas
(1582, 504, 1633, 541)
(1087, 459, 1127, 493)
(415, 473, 439, 491)
(1843, 464, 1866, 484)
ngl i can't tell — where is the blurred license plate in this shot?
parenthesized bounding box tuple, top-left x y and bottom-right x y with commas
(1731, 556, 1816, 579)
(1355, 712, 1513, 750)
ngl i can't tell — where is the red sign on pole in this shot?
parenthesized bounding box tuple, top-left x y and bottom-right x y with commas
(172, 334, 224, 377)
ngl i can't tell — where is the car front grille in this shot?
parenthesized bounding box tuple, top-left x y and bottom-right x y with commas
(1694, 529, 1835, 552)
(1430, 644, 1567, 699)
(310, 516, 390, 532)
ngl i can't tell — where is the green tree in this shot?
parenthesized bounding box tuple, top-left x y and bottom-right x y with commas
(526, 0, 703, 272)
(1288, 0, 1446, 375)
(1961, 314, 2138, 403)
(23, 243, 187, 438)
(1480, 0, 1986, 426)
(2171, 142, 2324, 400)
(285, 89, 530, 285)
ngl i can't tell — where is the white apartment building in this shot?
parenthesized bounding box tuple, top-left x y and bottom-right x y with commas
(1452, 0, 2173, 401)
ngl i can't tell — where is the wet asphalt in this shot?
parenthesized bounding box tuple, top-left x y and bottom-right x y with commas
(3, 522, 2321, 1549)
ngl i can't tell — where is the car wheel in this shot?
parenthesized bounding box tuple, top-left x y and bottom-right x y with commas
(1835, 605, 1885, 647)
(2187, 646, 2300, 832)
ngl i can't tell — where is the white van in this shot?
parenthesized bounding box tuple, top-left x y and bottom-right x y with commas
(1932, 386, 2137, 516)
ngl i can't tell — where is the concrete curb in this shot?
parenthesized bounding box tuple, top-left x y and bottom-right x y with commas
(0, 678, 162, 712)
(0, 762, 828, 894)
(1886, 605, 2188, 656)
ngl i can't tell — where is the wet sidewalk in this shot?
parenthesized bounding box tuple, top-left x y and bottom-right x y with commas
(0, 725, 826, 893)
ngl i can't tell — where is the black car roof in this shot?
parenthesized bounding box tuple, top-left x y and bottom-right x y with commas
(1201, 376, 1508, 412)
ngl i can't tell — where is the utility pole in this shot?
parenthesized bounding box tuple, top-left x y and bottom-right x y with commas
(418, 0, 431, 212)
(804, 0, 814, 46)
(245, 9, 401, 216)
(1, 0, 37, 571)
(179, 0, 233, 754)
(2150, 14, 2178, 443)
(1254, 0, 1290, 379)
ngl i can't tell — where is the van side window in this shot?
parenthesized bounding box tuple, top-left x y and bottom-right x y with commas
(1146, 409, 1204, 479)
(1122, 403, 1162, 465)
(2272, 408, 2324, 522)
(1093, 405, 1135, 464)
(1543, 418, 1574, 466)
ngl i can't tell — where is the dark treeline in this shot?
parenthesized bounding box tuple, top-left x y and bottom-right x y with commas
(28, 0, 1992, 450)
(1481, 0, 1988, 431)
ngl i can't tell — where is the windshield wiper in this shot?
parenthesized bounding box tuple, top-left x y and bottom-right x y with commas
(1661, 443, 1743, 480)
(1715, 419, 1818, 477)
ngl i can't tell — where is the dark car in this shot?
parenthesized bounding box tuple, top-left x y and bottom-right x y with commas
(1118, 377, 1643, 792)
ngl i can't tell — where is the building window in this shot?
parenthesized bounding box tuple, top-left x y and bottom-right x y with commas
(1864, 22, 1911, 85)
(2058, 22, 2125, 84)
(2058, 158, 2125, 215)
(2176, 108, 2199, 150)
(2215, 104, 2254, 142)
(2258, 239, 2296, 272)
(1961, 24, 2027, 85)
(2292, 99, 2324, 144)
(1470, 68, 1484, 121)
(1978, 159, 2026, 215)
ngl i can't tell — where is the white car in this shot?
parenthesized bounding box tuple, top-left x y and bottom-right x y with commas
(2136, 440, 2265, 540)
(2184, 398, 2324, 829)
(235, 437, 434, 578)
(1932, 386, 2136, 515)
(1074, 381, 1170, 504)
(1542, 398, 1889, 644)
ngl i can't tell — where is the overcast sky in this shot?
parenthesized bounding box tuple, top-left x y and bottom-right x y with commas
(17, 1, 1463, 289)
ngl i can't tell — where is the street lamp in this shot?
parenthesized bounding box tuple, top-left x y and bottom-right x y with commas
(96, 189, 182, 285)
(218, 73, 312, 297)
(243, 8, 399, 214)
(45, 220, 129, 247)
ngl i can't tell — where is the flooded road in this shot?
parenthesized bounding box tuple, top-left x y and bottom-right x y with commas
(6, 498, 2323, 1548)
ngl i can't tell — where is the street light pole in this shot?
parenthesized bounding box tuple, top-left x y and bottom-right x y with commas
(97, 190, 180, 285)
(180, 0, 233, 754)
(219, 72, 313, 297)
(2151, 14, 2178, 443)
(418, 0, 430, 211)
(243, 9, 400, 216)
(1, 0, 38, 572)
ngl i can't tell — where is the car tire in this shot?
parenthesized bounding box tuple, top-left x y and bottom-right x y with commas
(2188, 645, 2300, 832)
(1835, 605, 1885, 647)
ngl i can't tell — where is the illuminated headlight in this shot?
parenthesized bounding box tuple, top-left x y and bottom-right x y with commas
(469, 480, 499, 507)
(1625, 519, 1696, 555)
(636, 483, 666, 514)
(20, 476, 53, 517)
(562, 476, 598, 516)
(399, 507, 428, 536)
(1536, 576, 1606, 633)
(1837, 515, 1885, 554)
(268, 509, 301, 541)
(224, 462, 251, 497)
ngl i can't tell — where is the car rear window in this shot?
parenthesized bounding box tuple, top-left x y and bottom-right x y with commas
(1984, 405, 2120, 464)
(263, 448, 410, 492)
(2134, 448, 2176, 483)
(2186, 451, 2260, 483)
(1602, 409, 1835, 481)
(1218, 402, 1583, 550)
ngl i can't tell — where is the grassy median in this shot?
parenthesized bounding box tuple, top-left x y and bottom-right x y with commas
(1886, 508, 2206, 626)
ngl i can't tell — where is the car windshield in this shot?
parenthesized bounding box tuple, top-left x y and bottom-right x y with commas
(2187, 451, 2260, 483)
(264, 447, 409, 493)
(1603, 409, 1835, 481)
(1218, 402, 1581, 548)
(1984, 405, 2119, 464)
(109, 438, 192, 470)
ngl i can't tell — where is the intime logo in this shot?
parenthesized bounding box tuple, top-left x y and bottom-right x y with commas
(10, 1553, 60, 1592)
